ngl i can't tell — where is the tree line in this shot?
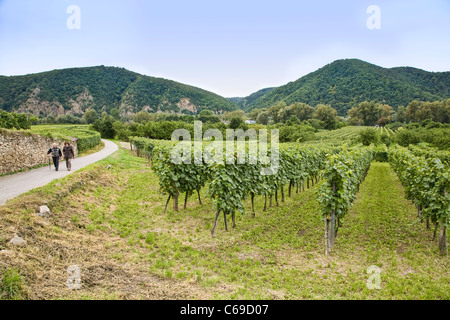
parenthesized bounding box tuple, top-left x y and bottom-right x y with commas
(347, 99, 450, 126)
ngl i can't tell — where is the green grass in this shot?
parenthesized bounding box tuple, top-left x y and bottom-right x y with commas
(0, 268, 29, 300)
(0, 148, 448, 300)
(331, 162, 449, 299)
(313, 126, 371, 145)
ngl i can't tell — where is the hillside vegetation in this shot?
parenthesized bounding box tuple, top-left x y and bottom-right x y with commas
(0, 66, 236, 117)
(243, 59, 450, 115)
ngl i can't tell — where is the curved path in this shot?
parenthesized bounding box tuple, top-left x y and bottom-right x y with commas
(0, 139, 118, 205)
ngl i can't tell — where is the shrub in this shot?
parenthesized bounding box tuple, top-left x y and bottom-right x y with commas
(0, 111, 37, 130)
(357, 128, 380, 146)
(394, 129, 421, 147)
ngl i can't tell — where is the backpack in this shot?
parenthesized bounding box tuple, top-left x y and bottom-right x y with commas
(51, 147, 60, 158)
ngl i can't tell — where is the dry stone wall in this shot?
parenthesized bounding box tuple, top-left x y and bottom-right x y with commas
(0, 129, 78, 175)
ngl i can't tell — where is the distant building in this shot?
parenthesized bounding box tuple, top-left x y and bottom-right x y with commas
(245, 120, 256, 124)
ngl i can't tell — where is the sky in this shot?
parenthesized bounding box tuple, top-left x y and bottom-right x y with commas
(0, 0, 449, 97)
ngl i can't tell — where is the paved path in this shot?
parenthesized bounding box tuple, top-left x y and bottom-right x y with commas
(0, 139, 118, 205)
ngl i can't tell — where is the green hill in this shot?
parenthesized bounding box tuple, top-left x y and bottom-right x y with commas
(243, 59, 450, 115)
(228, 87, 276, 109)
(0, 66, 236, 117)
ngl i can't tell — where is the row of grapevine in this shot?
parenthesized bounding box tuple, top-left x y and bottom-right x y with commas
(130, 137, 331, 237)
(129, 137, 177, 162)
(316, 147, 374, 255)
(407, 144, 450, 165)
(207, 145, 331, 236)
(389, 148, 449, 254)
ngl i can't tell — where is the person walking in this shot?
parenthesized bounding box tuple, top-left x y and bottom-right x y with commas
(47, 143, 62, 171)
(62, 141, 75, 171)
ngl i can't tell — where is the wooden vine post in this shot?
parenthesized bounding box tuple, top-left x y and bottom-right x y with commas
(330, 182, 336, 250)
(439, 191, 448, 255)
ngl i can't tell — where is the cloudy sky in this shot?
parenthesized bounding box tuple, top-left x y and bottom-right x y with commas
(0, 0, 449, 97)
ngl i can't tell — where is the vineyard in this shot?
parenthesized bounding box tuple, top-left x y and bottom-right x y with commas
(1, 134, 448, 300)
(313, 126, 371, 144)
(378, 126, 395, 136)
(131, 136, 449, 255)
(29, 125, 102, 152)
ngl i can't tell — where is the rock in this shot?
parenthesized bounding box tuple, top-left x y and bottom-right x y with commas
(40, 205, 51, 215)
(8, 235, 27, 247)
(37, 205, 51, 218)
(0, 250, 15, 258)
(7, 226, 16, 232)
(34, 219, 50, 227)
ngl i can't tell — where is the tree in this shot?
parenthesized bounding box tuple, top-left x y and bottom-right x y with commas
(396, 105, 406, 123)
(83, 110, 98, 124)
(377, 117, 388, 127)
(248, 108, 265, 122)
(313, 104, 337, 129)
(379, 104, 394, 123)
(113, 121, 131, 141)
(229, 117, 244, 129)
(267, 102, 287, 124)
(444, 99, 450, 123)
(417, 102, 434, 122)
(358, 101, 381, 126)
(92, 114, 116, 138)
(132, 111, 153, 124)
(110, 107, 121, 120)
(307, 119, 325, 130)
(198, 110, 220, 123)
(256, 111, 270, 125)
(286, 115, 300, 126)
(406, 100, 420, 123)
(288, 102, 314, 121)
(56, 114, 86, 124)
(347, 106, 363, 126)
(222, 110, 245, 121)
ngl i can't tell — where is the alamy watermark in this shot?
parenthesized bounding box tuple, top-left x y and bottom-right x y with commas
(67, 5, 81, 30)
(66, 265, 82, 290)
(366, 5, 381, 30)
(170, 121, 279, 175)
(366, 265, 381, 289)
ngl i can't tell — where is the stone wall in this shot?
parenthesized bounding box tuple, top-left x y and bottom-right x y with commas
(0, 129, 78, 175)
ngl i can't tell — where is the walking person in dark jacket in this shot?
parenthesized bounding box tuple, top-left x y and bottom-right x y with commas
(47, 143, 62, 171)
(63, 141, 75, 171)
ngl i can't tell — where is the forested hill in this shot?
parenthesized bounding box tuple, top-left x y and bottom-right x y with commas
(243, 59, 450, 115)
(228, 87, 276, 109)
(0, 66, 236, 117)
